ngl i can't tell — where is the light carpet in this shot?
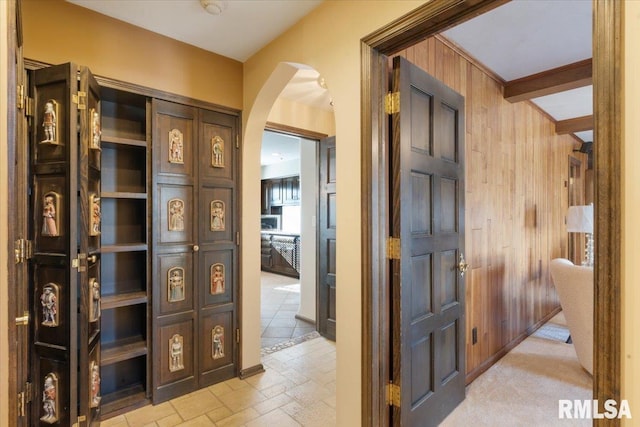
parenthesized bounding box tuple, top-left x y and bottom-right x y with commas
(441, 312, 592, 426)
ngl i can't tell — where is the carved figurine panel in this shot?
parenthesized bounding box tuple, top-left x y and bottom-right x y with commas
(40, 283, 59, 327)
(89, 278, 101, 323)
(168, 129, 184, 164)
(210, 200, 225, 232)
(40, 372, 59, 424)
(169, 334, 185, 372)
(90, 108, 101, 150)
(211, 136, 224, 168)
(89, 361, 101, 408)
(168, 198, 185, 232)
(168, 267, 185, 303)
(40, 100, 60, 145)
(210, 263, 225, 295)
(42, 191, 60, 237)
(90, 193, 101, 236)
(211, 325, 225, 360)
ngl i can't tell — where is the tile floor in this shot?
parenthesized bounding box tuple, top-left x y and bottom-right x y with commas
(260, 272, 315, 349)
(101, 337, 337, 427)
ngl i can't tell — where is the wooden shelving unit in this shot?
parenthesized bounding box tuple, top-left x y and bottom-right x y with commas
(99, 86, 151, 418)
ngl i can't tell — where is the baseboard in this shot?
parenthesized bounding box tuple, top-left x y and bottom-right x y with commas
(465, 306, 562, 385)
(239, 364, 265, 379)
(294, 314, 316, 326)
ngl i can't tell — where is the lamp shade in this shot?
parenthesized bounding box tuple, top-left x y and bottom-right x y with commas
(566, 204, 593, 233)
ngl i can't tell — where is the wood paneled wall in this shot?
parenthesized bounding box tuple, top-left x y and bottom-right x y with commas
(396, 36, 588, 379)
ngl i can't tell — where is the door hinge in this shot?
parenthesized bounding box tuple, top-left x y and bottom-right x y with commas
(236, 328, 240, 343)
(236, 231, 240, 246)
(25, 382, 32, 403)
(17, 382, 32, 416)
(386, 382, 401, 407)
(15, 311, 29, 326)
(25, 96, 34, 117)
(385, 92, 400, 114)
(14, 239, 33, 264)
(17, 84, 24, 110)
(72, 253, 87, 272)
(386, 237, 401, 260)
(72, 415, 87, 427)
(236, 134, 239, 149)
(72, 91, 87, 110)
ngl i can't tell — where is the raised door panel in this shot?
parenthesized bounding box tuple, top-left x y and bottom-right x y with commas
(152, 99, 198, 402)
(197, 108, 238, 388)
(391, 56, 465, 427)
(30, 62, 101, 426)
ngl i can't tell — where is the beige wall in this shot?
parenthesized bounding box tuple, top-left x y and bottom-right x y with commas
(22, 0, 242, 109)
(267, 97, 335, 136)
(1, 3, 10, 425)
(242, 2, 423, 425)
(623, 1, 640, 423)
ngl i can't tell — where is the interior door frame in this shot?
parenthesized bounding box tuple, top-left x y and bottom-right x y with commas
(360, 1, 621, 426)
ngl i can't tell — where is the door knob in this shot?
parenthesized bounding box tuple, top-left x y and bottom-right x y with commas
(458, 253, 469, 277)
(193, 245, 200, 252)
(88, 254, 97, 263)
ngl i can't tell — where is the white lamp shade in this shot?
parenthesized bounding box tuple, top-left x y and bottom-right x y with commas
(566, 204, 593, 233)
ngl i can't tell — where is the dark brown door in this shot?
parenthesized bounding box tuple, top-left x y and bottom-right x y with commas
(390, 56, 466, 426)
(29, 62, 101, 426)
(12, 0, 30, 423)
(152, 100, 239, 402)
(318, 136, 336, 341)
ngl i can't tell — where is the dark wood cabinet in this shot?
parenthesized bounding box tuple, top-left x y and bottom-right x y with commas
(260, 233, 300, 278)
(261, 176, 300, 212)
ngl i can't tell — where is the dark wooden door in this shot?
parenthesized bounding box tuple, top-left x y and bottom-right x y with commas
(30, 62, 101, 426)
(152, 100, 239, 402)
(390, 56, 466, 426)
(318, 136, 336, 341)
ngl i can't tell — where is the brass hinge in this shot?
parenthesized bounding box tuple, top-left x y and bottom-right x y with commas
(72, 415, 87, 427)
(25, 96, 34, 117)
(386, 237, 401, 260)
(236, 231, 240, 246)
(17, 391, 25, 417)
(25, 382, 32, 403)
(72, 253, 87, 272)
(236, 134, 239, 149)
(15, 311, 29, 326)
(72, 91, 87, 110)
(17, 84, 24, 110)
(386, 382, 401, 407)
(14, 239, 33, 264)
(236, 328, 240, 343)
(385, 92, 400, 114)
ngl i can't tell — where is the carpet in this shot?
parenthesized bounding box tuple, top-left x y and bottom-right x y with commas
(441, 312, 592, 426)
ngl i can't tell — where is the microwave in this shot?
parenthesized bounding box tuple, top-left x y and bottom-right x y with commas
(261, 215, 281, 230)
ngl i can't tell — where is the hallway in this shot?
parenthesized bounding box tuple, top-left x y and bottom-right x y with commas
(104, 311, 590, 426)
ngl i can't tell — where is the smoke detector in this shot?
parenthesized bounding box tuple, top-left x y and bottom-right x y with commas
(200, 0, 227, 15)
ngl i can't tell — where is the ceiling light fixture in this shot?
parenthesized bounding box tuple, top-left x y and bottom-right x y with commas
(200, 0, 227, 15)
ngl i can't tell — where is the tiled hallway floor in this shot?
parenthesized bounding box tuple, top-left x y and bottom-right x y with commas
(260, 272, 315, 349)
(102, 337, 337, 427)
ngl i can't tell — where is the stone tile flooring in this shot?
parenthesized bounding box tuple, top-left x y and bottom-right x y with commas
(260, 272, 315, 349)
(102, 337, 337, 426)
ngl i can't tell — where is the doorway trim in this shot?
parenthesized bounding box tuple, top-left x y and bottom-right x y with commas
(360, 0, 621, 426)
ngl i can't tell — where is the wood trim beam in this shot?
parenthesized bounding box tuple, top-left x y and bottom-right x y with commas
(555, 115, 593, 135)
(363, 0, 511, 54)
(593, 1, 622, 426)
(264, 122, 328, 140)
(504, 59, 592, 103)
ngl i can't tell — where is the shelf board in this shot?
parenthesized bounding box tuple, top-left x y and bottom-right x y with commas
(101, 243, 147, 253)
(102, 134, 147, 147)
(102, 291, 147, 310)
(101, 337, 147, 366)
(101, 191, 147, 200)
(100, 384, 149, 419)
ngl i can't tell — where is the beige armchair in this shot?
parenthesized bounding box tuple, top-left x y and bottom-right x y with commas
(549, 258, 593, 375)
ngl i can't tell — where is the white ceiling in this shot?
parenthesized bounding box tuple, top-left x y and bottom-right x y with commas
(67, 0, 323, 62)
(69, 0, 593, 143)
(443, 0, 593, 142)
(261, 131, 301, 166)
